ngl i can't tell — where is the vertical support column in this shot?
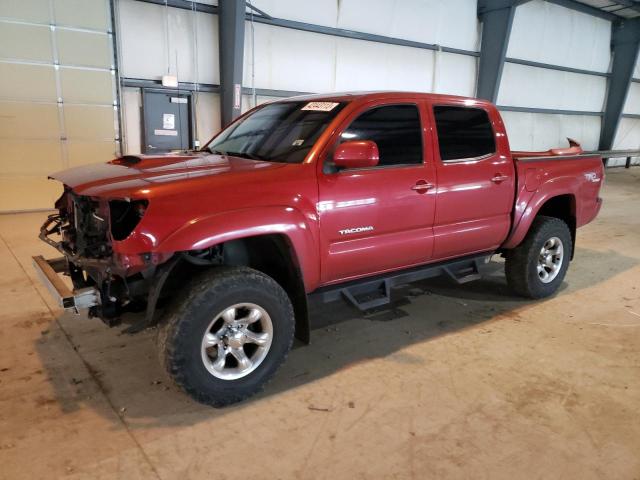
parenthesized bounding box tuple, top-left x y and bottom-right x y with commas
(599, 18, 640, 151)
(476, 0, 523, 102)
(219, 0, 245, 127)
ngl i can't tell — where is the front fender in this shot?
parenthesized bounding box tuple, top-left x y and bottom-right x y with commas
(502, 175, 577, 249)
(155, 206, 320, 291)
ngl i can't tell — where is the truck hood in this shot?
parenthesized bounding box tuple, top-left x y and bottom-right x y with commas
(50, 152, 286, 198)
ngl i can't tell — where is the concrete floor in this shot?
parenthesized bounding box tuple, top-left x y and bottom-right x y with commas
(1, 169, 639, 480)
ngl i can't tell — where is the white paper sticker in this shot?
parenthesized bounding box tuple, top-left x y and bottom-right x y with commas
(163, 113, 175, 130)
(301, 102, 339, 112)
(154, 129, 178, 136)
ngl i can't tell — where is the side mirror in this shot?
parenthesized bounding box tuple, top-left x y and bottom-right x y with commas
(333, 140, 379, 169)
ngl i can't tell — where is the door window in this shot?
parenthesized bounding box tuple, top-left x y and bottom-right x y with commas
(433, 106, 495, 161)
(339, 104, 423, 167)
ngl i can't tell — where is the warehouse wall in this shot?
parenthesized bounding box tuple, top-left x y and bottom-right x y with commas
(117, 0, 481, 155)
(0, 0, 119, 211)
(117, 0, 221, 152)
(243, 0, 479, 96)
(1, 0, 637, 212)
(499, 0, 610, 152)
(614, 57, 640, 166)
(99, 0, 640, 167)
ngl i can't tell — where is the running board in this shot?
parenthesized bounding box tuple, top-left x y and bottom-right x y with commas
(312, 254, 491, 312)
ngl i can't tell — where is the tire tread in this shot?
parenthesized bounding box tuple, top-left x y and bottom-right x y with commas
(157, 266, 295, 407)
(505, 216, 572, 299)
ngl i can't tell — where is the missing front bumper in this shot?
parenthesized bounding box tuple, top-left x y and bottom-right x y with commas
(32, 255, 101, 312)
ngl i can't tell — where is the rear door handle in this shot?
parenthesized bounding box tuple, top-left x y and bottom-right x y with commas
(491, 173, 509, 184)
(411, 181, 435, 193)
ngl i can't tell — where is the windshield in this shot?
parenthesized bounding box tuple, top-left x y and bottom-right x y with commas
(205, 101, 346, 164)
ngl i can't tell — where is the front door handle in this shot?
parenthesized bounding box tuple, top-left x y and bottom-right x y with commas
(491, 173, 509, 184)
(411, 181, 435, 193)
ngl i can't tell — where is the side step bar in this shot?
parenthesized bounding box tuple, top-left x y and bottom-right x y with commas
(32, 256, 100, 312)
(312, 254, 491, 311)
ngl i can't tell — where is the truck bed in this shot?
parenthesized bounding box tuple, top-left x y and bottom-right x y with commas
(502, 142, 604, 250)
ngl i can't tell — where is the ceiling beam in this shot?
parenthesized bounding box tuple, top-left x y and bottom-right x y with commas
(600, 18, 640, 150)
(476, 0, 527, 102)
(606, 0, 640, 14)
(544, 0, 618, 21)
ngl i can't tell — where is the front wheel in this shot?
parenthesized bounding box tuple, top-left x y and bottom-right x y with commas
(157, 266, 295, 407)
(505, 216, 573, 299)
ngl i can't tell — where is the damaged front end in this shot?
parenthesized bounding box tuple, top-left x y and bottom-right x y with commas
(34, 189, 172, 329)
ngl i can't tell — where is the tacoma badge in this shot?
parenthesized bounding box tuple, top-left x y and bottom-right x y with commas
(339, 226, 374, 235)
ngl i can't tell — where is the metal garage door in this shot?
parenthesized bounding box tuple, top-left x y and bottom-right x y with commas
(0, 0, 120, 212)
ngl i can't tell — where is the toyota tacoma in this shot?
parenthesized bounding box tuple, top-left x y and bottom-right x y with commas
(33, 92, 604, 406)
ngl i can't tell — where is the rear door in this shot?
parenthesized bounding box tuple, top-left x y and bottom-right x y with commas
(428, 101, 515, 259)
(317, 101, 437, 284)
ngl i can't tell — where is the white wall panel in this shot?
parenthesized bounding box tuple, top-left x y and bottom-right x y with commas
(433, 52, 476, 97)
(623, 82, 640, 115)
(243, 23, 336, 92)
(634, 56, 640, 79)
(119, 0, 219, 84)
(122, 87, 141, 154)
(337, 0, 479, 51)
(610, 118, 640, 166)
(119, 0, 167, 79)
(500, 111, 601, 151)
(195, 11, 220, 84)
(243, 24, 476, 97)
(498, 63, 607, 112)
(508, 0, 611, 73)
(335, 38, 434, 92)
(194, 92, 221, 144)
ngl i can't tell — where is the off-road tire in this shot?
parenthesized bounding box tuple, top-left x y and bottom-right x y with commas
(505, 216, 573, 299)
(157, 266, 295, 407)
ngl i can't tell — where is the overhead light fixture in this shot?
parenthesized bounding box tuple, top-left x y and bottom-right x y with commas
(162, 75, 178, 88)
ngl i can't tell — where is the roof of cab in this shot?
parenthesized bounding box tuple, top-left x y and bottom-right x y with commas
(269, 91, 491, 106)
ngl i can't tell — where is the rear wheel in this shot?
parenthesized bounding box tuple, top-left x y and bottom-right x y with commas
(505, 216, 572, 299)
(158, 266, 295, 407)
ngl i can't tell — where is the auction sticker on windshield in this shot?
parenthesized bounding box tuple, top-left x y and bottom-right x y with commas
(301, 102, 339, 111)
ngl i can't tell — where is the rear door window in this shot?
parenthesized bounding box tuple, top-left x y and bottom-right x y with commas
(433, 106, 495, 161)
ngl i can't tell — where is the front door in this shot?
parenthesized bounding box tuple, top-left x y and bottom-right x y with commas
(317, 102, 437, 284)
(142, 90, 191, 153)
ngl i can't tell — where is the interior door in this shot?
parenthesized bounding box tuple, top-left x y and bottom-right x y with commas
(142, 90, 191, 153)
(429, 103, 515, 259)
(317, 102, 436, 284)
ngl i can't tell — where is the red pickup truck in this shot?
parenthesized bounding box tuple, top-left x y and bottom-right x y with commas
(33, 92, 604, 406)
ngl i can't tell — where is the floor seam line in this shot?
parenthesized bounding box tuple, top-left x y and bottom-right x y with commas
(0, 232, 163, 480)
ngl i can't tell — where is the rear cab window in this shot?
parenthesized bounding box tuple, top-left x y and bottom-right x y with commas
(433, 106, 495, 162)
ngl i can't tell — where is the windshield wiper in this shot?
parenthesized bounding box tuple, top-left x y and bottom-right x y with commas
(207, 148, 227, 155)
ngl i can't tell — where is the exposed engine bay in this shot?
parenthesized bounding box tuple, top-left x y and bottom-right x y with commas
(39, 189, 225, 331)
(39, 189, 157, 327)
